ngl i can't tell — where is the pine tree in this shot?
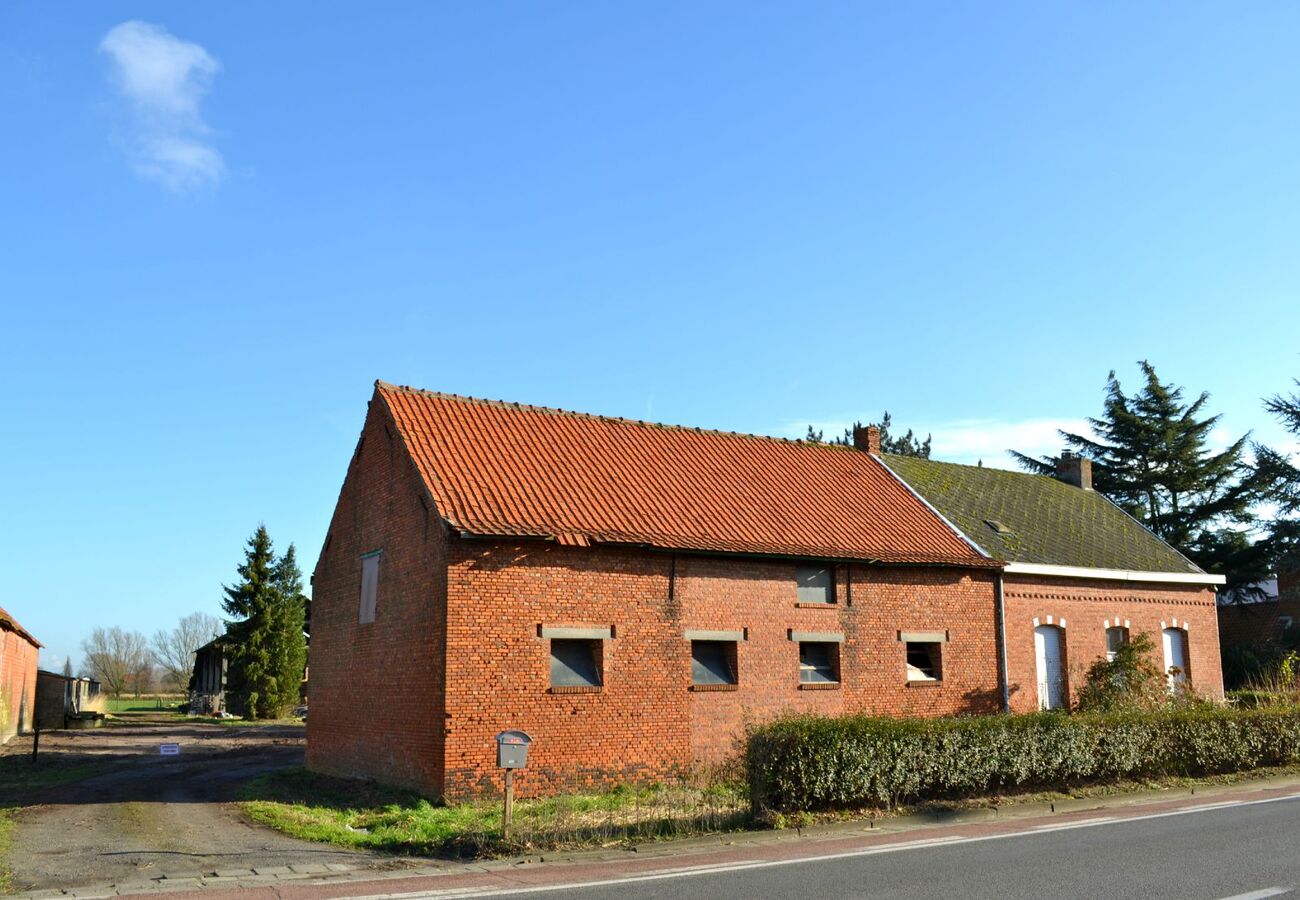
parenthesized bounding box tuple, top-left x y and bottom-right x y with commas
(222, 527, 310, 719)
(805, 412, 932, 458)
(269, 544, 309, 715)
(221, 526, 278, 718)
(1257, 379, 1300, 567)
(1011, 361, 1266, 591)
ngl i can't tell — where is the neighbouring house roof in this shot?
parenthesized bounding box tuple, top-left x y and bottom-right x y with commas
(374, 382, 996, 568)
(0, 604, 41, 648)
(879, 454, 1205, 575)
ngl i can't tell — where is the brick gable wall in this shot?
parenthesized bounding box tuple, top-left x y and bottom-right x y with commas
(306, 399, 449, 796)
(1003, 575, 1222, 712)
(0, 626, 38, 743)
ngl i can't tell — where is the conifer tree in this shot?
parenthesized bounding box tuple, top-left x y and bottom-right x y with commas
(222, 526, 278, 718)
(1011, 361, 1266, 590)
(1257, 379, 1300, 567)
(805, 411, 932, 457)
(221, 527, 310, 719)
(269, 544, 309, 714)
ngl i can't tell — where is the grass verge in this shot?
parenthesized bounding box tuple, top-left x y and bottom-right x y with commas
(241, 768, 749, 858)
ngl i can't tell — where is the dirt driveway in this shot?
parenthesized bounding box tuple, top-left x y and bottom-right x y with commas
(2, 718, 397, 891)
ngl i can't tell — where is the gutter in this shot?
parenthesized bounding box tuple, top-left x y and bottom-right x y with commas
(994, 571, 1010, 712)
(1002, 562, 1225, 586)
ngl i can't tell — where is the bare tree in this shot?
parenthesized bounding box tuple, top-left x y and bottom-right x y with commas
(81, 627, 151, 697)
(151, 612, 222, 692)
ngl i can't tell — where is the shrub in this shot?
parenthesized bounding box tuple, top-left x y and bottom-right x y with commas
(1073, 632, 1169, 712)
(746, 706, 1300, 813)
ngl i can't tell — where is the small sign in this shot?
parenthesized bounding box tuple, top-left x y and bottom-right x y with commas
(160, 743, 180, 756)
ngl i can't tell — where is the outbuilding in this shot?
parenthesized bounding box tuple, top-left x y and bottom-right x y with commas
(0, 605, 41, 743)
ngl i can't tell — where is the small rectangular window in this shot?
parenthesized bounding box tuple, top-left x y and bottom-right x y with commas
(550, 639, 602, 688)
(799, 641, 839, 683)
(691, 640, 737, 686)
(796, 566, 835, 604)
(1105, 626, 1129, 662)
(905, 642, 942, 681)
(359, 551, 381, 624)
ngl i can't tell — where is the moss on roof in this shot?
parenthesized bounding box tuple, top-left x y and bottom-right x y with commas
(881, 454, 1203, 574)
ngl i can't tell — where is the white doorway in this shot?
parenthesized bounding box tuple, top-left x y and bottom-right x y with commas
(1163, 628, 1189, 690)
(1034, 625, 1065, 710)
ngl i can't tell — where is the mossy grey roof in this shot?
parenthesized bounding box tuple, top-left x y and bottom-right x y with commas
(880, 454, 1204, 574)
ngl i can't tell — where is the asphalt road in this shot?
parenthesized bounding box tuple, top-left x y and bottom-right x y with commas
(470, 794, 1300, 900)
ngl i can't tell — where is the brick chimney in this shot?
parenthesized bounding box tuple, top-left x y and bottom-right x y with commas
(853, 424, 882, 455)
(1055, 450, 1093, 490)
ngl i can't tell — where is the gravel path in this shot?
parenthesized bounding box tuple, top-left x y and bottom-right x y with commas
(4, 719, 398, 891)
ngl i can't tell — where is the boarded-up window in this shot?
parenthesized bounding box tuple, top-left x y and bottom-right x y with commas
(550, 639, 602, 688)
(796, 566, 835, 604)
(359, 551, 381, 624)
(691, 640, 737, 686)
(1105, 626, 1129, 662)
(799, 642, 839, 683)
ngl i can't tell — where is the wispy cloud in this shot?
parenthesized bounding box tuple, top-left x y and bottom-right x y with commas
(778, 415, 1094, 469)
(99, 21, 224, 191)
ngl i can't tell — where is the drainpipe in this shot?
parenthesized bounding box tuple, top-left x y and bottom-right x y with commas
(995, 571, 1010, 712)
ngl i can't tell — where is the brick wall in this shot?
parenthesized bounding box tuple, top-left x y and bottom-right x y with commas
(440, 543, 1000, 799)
(1003, 575, 1222, 712)
(0, 625, 39, 743)
(306, 398, 449, 796)
(1218, 570, 1300, 654)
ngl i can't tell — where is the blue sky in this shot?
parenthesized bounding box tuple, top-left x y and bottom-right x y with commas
(3, 3, 1299, 672)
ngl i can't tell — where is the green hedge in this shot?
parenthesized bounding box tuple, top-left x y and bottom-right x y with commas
(747, 707, 1300, 812)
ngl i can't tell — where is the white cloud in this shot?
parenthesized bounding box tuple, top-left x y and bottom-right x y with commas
(930, 418, 1094, 468)
(99, 21, 224, 191)
(778, 415, 1095, 469)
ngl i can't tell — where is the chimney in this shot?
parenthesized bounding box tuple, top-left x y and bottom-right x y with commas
(1055, 450, 1092, 490)
(853, 424, 882, 456)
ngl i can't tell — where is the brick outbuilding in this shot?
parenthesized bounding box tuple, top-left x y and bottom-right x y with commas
(308, 384, 1225, 799)
(0, 605, 41, 743)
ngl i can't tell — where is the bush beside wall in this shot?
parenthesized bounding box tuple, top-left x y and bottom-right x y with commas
(747, 707, 1300, 812)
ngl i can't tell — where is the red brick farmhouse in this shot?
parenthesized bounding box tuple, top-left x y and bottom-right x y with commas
(307, 383, 1226, 799)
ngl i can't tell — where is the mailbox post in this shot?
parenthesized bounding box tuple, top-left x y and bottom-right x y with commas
(495, 731, 532, 841)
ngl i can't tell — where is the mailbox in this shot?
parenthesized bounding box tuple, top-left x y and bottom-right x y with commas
(496, 730, 532, 769)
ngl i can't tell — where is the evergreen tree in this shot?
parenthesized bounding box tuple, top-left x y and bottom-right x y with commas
(269, 544, 309, 714)
(221, 527, 310, 719)
(1011, 361, 1266, 590)
(222, 526, 279, 718)
(1257, 379, 1300, 567)
(805, 411, 932, 458)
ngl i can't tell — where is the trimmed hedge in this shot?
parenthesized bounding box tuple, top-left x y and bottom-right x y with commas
(747, 707, 1300, 812)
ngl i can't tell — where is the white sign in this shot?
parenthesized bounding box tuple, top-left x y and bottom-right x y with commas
(160, 743, 180, 756)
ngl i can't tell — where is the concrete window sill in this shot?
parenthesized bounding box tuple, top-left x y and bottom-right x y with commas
(549, 685, 602, 694)
(798, 682, 841, 690)
(690, 683, 739, 692)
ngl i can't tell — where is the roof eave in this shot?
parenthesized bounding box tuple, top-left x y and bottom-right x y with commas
(1002, 562, 1226, 586)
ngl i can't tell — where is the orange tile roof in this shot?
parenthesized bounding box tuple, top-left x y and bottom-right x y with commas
(0, 604, 41, 648)
(375, 383, 993, 568)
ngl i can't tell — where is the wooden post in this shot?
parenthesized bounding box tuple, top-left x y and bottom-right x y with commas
(31, 723, 40, 763)
(503, 769, 514, 842)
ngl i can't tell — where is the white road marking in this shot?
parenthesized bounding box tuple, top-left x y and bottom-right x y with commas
(338, 791, 1300, 900)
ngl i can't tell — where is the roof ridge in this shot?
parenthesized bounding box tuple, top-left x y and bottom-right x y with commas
(375, 380, 859, 451)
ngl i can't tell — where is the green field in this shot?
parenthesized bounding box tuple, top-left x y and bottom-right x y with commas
(104, 696, 185, 713)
